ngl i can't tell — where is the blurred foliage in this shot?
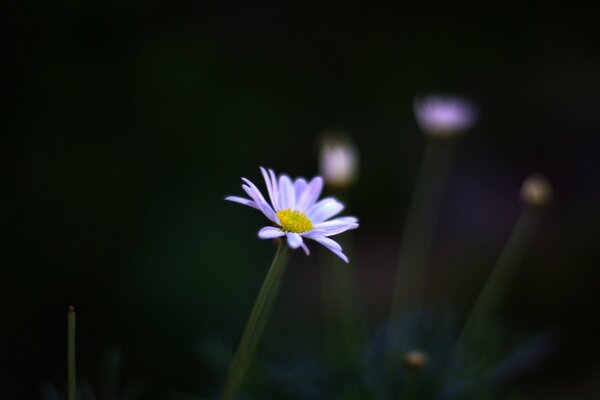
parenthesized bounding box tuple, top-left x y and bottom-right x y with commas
(189, 310, 554, 399)
(42, 349, 144, 400)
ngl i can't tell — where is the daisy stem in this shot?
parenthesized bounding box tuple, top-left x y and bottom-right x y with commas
(390, 137, 456, 317)
(67, 306, 76, 400)
(445, 205, 543, 381)
(222, 242, 289, 400)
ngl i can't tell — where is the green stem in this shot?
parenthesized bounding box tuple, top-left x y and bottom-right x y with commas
(321, 234, 361, 363)
(398, 370, 417, 400)
(222, 242, 289, 400)
(446, 205, 542, 380)
(391, 138, 456, 317)
(67, 306, 76, 400)
(320, 191, 361, 364)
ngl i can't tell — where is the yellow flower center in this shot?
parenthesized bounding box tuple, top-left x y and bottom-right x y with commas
(276, 209, 313, 233)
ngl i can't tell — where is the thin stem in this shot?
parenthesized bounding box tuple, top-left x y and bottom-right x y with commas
(398, 370, 417, 400)
(321, 233, 361, 364)
(391, 138, 456, 317)
(222, 242, 289, 400)
(445, 206, 542, 382)
(67, 306, 76, 400)
(321, 190, 361, 363)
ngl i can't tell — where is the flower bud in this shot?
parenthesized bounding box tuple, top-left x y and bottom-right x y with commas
(520, 174, 553, 207)
(319, 133, 359, 189)
(414, 94, 478, 137)
(404, 350, 428, 370)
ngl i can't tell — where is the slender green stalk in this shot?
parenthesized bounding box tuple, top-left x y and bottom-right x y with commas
(445, 205, 543, 381)
(320, 191, 361, 363)
(67, 306, 76, 400)
(390, 138, 456, 317)
(321, 248, 337, 356)
(321, 233, 361, 363)
(398, 370, 417, 400)
(222, 242, 289, 400)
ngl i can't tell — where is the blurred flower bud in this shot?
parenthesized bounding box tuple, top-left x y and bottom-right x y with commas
(404, 350, 428, 370)
(319, 133, 359, 189)
(520, 174, 553, 207)
(414, 94, 478, 137)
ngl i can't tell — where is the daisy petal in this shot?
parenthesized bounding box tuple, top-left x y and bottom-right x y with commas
(297, 176, 323, 212)
(329, 248, 349, 263)
(294, 178, 307, 203)
(300, 241, 310, 255)
(286, 233, 303, 249)
(268, 169, 281, 211)
(258, 226, 285, 239)
(225, 196, 258, 210)
(313, 217, 359, 229)
(260, 167, 279, 211)
(306, 234, 343, 252)
(242, 184, 279, 223)
(312, 223, 359, 237)
(278, 174, 295, 210)
(307, 197, 344, 223)
(242, 178, 268, 204)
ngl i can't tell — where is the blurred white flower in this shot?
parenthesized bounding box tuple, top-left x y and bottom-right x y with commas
(414, 94, 478, 136)
(319, 134, 359, 188)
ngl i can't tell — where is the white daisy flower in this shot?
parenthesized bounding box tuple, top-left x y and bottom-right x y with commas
(226, 167, 359, 263)
(414, 94, 478, 136)
(319, 134, 359, 189)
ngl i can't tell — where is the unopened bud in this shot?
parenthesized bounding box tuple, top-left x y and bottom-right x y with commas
(319, 133, 359, 189)
(520, 174, 553, 207)
(404, 350, 428, 370)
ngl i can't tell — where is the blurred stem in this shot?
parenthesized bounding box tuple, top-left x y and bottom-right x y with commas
(222, 242, 289, 400)
(446, 205, 543, 381)
(321, 232, 361, 363)
(398, 369, 418, 400)
(321, 191, 362, 364)
(67, 306, 76, 400)
(390, 138, 456, 317)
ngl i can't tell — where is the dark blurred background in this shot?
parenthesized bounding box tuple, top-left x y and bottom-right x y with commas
(3, 2, 600, 398)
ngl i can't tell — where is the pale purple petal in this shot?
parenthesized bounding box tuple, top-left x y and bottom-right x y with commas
(296, 176, 323, 212)
(278, 174, 295, 210)
(312, 218, 359, 236)
(313, 216, 358, 229)
(224, 196, 259, 210)
(258, 226, 285, 239)
(329, 248, 349, 263)
(286, 233, 302, 249)
(268, 169, 281, 211)
(309, 236, 349, 262)
(294, 178, 307, 203)
(307, 197, 344, 223)
(241, 178, 268, 204)
(242, 184, 279, 223)
(330, 216, 358, 224)
(312, 224, 358, 237)
(306, 234, 342, 252)
(260, 167, 279, 210)
(300, 242, 310, 255)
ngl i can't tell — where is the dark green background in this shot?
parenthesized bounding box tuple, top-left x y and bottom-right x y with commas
(3, 2, 600, 398)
